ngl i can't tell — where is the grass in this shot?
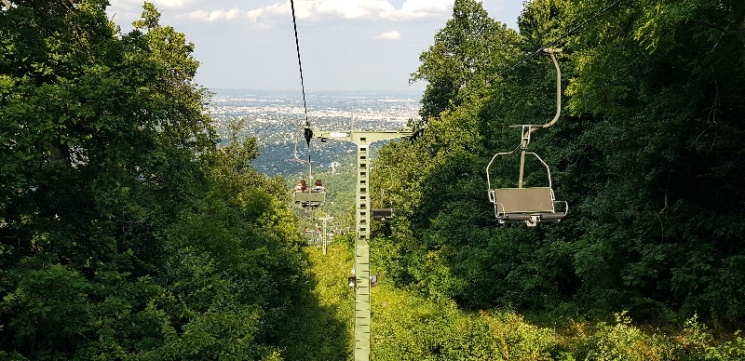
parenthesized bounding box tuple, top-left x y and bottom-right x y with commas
(281, 241, 745, 361)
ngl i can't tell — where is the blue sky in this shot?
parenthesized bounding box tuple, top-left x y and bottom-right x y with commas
(107, 0, 523, 93)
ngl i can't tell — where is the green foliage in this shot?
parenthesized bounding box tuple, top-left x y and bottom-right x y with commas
(284, 243, 745, 361)
(580, 312, 674, 361)
(277, 241, 353, 361)
(373, 295, 556, 361)
(557, 0, 745, 321)
(672, 316, 745, 361)
(0, 1, 307, 359)
(411, 0, 521, 120)
(377, 0, 745, 327)
(3, 0, 745, 358)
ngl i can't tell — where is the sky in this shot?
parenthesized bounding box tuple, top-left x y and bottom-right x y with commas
(106, 0, 524, 93)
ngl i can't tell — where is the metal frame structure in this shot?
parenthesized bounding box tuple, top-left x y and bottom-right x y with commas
(317, 216, 332, 255)
(311, 128, 412, 361)
(486, 49, 568, 227)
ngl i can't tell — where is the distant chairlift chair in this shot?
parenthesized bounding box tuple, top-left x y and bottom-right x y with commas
(371, 208, 393, 221)
(304, 228, 322, 244)
(293, 179, 327, 208)
(371, 188, 394, 221)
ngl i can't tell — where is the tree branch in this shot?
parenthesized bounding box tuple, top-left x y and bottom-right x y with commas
(688, 19, 745, 49)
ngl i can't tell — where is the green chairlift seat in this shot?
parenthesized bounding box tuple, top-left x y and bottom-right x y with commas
(293, 189, 326, 208)
(304, 229, 322, 243)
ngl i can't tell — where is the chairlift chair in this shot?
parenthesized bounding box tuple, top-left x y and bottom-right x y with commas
(293, 189, 326, 207)
(293, 178, 326, 208)
(304, 229, 322, 241)
(371, 187, 394, 220)
(485, 48, 568, 227)
(371, 208, 394, 221)
(486, 145, 568, 227)
(303, 228, 322, 246)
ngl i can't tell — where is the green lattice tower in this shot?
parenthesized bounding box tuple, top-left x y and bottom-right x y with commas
(312, 129, 411, 361)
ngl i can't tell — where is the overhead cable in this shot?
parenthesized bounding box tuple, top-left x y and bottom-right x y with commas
(290, 0, 312, 144)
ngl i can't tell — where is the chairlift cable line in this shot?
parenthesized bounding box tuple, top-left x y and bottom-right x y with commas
(290, 0, 309, 130)
(288, 0, 327, 211)
(289, 0, 314, 177)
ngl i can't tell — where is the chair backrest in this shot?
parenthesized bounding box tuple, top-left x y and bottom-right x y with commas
(492, 187, 555, 214)
(294, 191, 326, 204)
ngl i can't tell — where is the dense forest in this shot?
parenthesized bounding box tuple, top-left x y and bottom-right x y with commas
(0, 1, 306, 359)
(2, 0, 745, 360)
(373, 0, 745, 334)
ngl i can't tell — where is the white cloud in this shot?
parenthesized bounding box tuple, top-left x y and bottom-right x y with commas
(172, 0, 452, 27)
(108, 0, 197, 24)
(175, 2, 289, 26)
(247, 3, 289, 23)
(113, 0, 194, 10)
(182, 8, 244, 22)
(374, 30, 401, 40)
(291, 0, 451, 21)
(109, 0, 145, 8)
(312, 0, 396, 19)
(393, 0, 452, 20)
(151, 0, 194, 9)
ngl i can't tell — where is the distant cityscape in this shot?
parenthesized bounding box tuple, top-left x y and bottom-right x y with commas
(208, 90, 422, 176)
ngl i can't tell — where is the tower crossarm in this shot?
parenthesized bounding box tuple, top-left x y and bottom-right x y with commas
(313, 128, 413, 145)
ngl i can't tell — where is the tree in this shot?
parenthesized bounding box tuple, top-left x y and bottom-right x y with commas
(1, 1, 307, 358)
(410, 0, 521, 121)
(384, 0, 745, 323)
(557, 0, 745, 320)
